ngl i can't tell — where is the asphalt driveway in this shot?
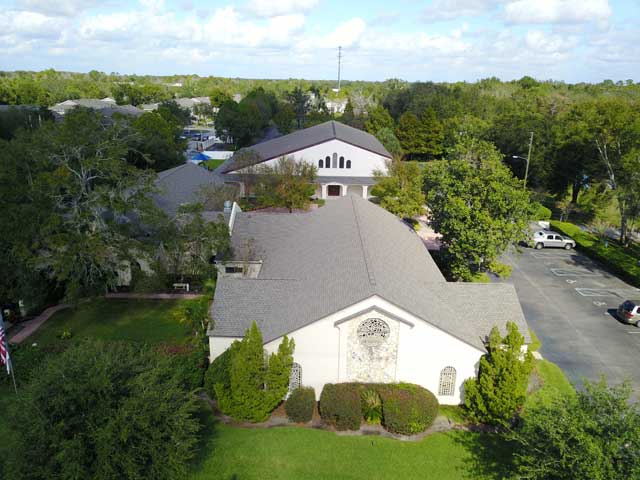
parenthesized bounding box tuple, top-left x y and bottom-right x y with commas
(499, 247, 640, 397)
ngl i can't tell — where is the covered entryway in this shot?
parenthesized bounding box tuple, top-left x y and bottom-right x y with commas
(327, 185, 341, 197)
(346, 185, 363, 197)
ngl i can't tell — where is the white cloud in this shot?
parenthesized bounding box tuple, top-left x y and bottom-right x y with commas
(524, 30, 577, 53)
(422, 0, 500, 22)
(297, 18, 366, 50)
(504, 0, 611, 25)
(0, 10, 69, 39)
(246, 0, 319, 18)
(15, 0, 100, 17)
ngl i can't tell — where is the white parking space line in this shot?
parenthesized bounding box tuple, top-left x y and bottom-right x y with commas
(575, 288, 622, 297)
(551, 268, 602, 277)
(530, 251, 573, 259)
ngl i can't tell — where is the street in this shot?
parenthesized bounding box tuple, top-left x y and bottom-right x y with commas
(500, 247, 640, 397)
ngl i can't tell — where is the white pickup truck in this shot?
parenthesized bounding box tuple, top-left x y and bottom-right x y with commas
(530, 230, 576, 250)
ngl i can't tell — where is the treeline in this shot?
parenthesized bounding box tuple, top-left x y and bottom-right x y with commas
(0, 107, 229, 313)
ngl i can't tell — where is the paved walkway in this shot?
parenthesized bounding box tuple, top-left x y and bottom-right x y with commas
(9, 304, 69, 344)
(104, 292, 203, 300)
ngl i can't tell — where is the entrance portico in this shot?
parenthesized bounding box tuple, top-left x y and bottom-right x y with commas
(317, 177, 374, 200)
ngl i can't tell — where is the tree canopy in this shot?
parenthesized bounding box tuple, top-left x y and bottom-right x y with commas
(372, 160, 425, 218)
(424, 139, 532, 280)
(4, 340, 200, 480)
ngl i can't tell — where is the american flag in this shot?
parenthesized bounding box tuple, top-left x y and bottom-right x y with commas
(0, 312, 10, 375)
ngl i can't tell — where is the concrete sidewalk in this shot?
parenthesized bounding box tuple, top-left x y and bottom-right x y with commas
(9, 304, 69, 344)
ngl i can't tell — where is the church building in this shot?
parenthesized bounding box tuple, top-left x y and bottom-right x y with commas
(208, 195, 530, 405)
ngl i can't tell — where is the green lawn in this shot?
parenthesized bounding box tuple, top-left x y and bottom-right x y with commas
(189, 413, 515, 480)
(524, 359, 575, 411)
(29, 298, 192, 346)
(202, 159, 225, 171)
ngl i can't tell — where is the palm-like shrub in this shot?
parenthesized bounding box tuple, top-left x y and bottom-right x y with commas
(361, 389, 383, 424)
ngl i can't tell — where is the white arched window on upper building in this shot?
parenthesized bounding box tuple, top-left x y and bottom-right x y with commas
(438, 366, 457, 396)
(318, 159, 324, 168)
(288, 362, 302, 394)
(332, 153, 338, 168)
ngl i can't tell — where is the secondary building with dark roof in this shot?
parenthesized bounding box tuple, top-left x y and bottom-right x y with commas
(217, 120, 392, 199)
(208, 195, 530, 405)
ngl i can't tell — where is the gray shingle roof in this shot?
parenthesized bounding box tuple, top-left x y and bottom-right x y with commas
(210, 196, 530, 350)
(153, 163, 223, 216)
(219, 121, 392, 174)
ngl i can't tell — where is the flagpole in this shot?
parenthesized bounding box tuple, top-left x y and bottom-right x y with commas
(8, 355, 17, 394)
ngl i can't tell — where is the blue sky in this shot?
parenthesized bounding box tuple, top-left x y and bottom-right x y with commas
(1, 0, 639, 82)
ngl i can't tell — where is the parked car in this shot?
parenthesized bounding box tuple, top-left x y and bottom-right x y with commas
(617, 300, 640, 326)
(530, 230, 576, 250)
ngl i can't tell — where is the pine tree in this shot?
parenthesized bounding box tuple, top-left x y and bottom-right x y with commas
(396, 112, 425, 159)
(420, 108, 444, 159)
(463, 322, 534, 427)
(215, 321, 295, 422)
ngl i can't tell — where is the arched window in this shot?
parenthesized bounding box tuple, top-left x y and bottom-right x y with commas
(318, 159, 324, 168)
(325, 155, 331, 168)
(332, 153, 338, 168)
(438, 366, 457, 396)
(289, 362, 302, 394)
(357, 318, 390, 347)
(346, 160, 351, 169)
(339, 156, 344, 168)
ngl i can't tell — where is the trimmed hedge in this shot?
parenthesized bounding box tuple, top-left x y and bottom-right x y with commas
(285, 387, 316, 423)
(319, 383, 362, 431)
(379, 383, 438, 435)
(319, 382, 439, 434)
(551, 221, 640, 287)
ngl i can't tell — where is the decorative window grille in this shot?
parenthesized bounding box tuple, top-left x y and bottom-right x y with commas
(438, 366, 456, 396)
(357, 318, 390, 346)
(289, 362, 302, 393)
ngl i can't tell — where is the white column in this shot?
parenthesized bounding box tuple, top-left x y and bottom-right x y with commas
(321, 184, 328, 199)
(362, 185, 369, 199)
(341, 184, 347, 196)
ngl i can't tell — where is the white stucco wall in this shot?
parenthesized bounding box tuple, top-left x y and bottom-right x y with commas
(209, 295, 485, 404)
(234, 139, 389, 178)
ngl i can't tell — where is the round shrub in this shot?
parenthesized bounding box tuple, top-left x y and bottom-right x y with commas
(533, 203, 552, 221)
(285, 387, 316, 423)
(379, 383, 438, 435)
(319, 383, 362, 431)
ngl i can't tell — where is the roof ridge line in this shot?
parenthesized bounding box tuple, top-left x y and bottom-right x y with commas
(158, 163, 188, 180)
(350, 196, 376, 286)
(331, 120, 336, 138)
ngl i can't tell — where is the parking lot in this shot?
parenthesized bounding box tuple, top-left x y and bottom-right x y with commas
(500, 247, 640, 397)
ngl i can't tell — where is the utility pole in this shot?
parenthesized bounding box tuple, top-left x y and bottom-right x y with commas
(525, 131, 533, 187)
(337, 46, 342, 92)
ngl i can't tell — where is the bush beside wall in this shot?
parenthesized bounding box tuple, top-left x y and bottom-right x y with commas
(285, 387, 316, 423)
(319, 383, 362, 431)
(378, 383, 439, 435)
(319, 382, 439, 434)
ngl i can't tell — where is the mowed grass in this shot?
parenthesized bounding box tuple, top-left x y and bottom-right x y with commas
(524, 359, 575, 411)
(30, 298, 192, 346)
(189, 419, 515, 480)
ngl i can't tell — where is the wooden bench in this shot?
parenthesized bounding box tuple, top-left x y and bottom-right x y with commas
(172, 283, 190, 293)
